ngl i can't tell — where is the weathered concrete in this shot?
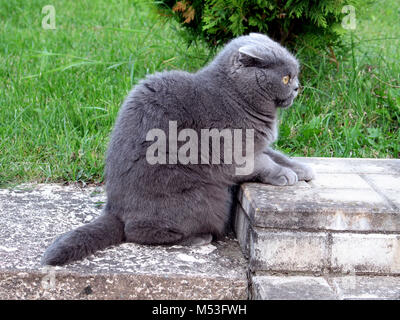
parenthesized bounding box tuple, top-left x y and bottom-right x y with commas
(332, 275, 400, 300)
(245, 226, 400, 274)
(236, 157, 400, 276)
(250, 229, 329, 273)
(239, 182, 399, 232)
(0, 184, 248, 299)
(234, 204, 251, 259)
(238, 157, 400, 232)
(251, 274, 400, 300)
(236, 157, 400, 299)
(331, 233, 400, 274)
(2, 157, 400, 300)
(251, 275, 337, 300)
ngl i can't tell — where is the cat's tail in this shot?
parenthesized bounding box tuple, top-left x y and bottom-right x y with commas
(41, 212, 125, 266)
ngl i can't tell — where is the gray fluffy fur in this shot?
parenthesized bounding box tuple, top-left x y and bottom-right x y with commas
(42, 33, 315, 266)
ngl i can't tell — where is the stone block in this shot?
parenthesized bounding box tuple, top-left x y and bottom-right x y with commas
(239, 183, 398, 232)
(331, 233, 400, 274)
(251, 275, 337, 300)
(332, 276, 400, 300)
(250, 230, 329, 272)
(234, 203, 251, 258)
(237, 157, 400, 233)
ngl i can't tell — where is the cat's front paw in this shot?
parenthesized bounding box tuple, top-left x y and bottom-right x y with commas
(262, 166, 298, 186)
(293, 163, 316, 182)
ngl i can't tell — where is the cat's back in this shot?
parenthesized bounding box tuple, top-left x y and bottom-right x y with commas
(105, 70, 203, 188)
(125, 70, 198, 119)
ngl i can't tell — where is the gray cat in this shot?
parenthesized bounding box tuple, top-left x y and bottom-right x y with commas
(42, 33, 315, 266)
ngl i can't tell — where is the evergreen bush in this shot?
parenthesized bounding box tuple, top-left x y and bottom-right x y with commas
(156, 0, 360, 49)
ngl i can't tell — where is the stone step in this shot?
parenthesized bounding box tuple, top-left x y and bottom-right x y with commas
(2, 157, 399, 300)
(0, 184, 248, 299)
(239, 157, 400, 232)
(235, 157, 400, 277)
(251, 274, 400, 300)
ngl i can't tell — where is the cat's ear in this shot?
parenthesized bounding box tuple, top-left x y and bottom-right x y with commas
(238, 45, 266, 67)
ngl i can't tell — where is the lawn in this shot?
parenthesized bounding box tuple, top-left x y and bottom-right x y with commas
(0, 0, 399, 187)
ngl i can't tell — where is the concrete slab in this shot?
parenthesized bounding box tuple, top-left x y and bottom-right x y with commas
(251, 275, 337, 300)
(238, 158, 400, 232)
(0, 184, 248, 299)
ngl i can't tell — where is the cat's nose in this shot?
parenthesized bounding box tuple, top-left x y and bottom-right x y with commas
(294, 86, 299, 92)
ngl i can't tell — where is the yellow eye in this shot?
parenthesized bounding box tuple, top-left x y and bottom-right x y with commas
(282, 75, 290, 84)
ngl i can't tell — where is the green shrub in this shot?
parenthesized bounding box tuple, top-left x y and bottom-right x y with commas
(156, 0, 361, 49)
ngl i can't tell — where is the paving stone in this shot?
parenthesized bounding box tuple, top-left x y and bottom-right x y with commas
(250, 230, 329, 272)
(331, 233, 400, 274)
(249, 228, 400, 275)
(0, 184, 248, 300)
(309, 173, 372, 189)
(383, 190, 400, 209)
(332, 276, 400, 300)
(251, 274, 400, 300)
(296, 157, 400, 175)
(364, 174, 400, 191)
(363, 174, 400, 208)
(251, 275, 337, 300)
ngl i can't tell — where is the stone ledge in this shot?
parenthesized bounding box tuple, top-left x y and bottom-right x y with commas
(235, 157, 400, 278)
(2, 157, 400, 300)
(238, 157, 400, 233)
(0, 184, 248, 300)
(244, 224, 400, 275)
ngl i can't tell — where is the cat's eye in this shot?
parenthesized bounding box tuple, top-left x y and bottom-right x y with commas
(282, 75, 290, 85)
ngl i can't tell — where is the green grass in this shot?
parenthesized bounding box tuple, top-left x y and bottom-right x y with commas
(277, 1, 400, 158)
(0, 0, 210, 186)
(0, 0, 399, 186)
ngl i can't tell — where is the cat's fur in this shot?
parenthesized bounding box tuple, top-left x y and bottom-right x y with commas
(42, 33, 315, 266)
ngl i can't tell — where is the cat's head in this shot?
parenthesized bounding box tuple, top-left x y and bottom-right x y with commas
(216, 33, 300, 110)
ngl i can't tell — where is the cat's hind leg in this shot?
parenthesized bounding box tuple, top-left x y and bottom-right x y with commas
(124, 221, 213, 246)
(124, 220, 185, 245)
